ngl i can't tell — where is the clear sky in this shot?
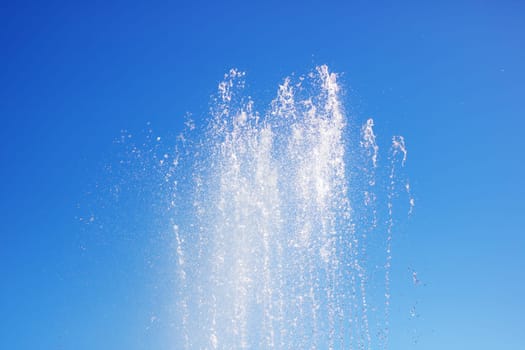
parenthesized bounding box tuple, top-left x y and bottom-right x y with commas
(1, 1, 524, 349)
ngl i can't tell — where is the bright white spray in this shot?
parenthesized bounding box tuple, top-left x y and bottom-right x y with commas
(169, 66, 413, 349)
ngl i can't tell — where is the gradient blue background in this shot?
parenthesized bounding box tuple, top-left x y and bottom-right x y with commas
(1, 0, 524, 349)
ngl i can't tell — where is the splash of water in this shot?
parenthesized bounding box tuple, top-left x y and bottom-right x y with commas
(166, 66, 412, 349)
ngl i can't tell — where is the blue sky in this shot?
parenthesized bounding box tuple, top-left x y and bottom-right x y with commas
(1, 0, 524, 349)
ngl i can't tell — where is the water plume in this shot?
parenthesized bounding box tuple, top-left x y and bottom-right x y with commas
(165, 65, 413, 349)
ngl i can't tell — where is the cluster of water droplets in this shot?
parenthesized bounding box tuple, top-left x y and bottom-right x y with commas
(167, 66, 413, 349)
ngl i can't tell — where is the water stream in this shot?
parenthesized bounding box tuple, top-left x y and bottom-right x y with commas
(167, 66, 413, 349)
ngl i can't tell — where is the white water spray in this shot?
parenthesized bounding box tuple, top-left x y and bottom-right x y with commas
(167, 66, 412, 349)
